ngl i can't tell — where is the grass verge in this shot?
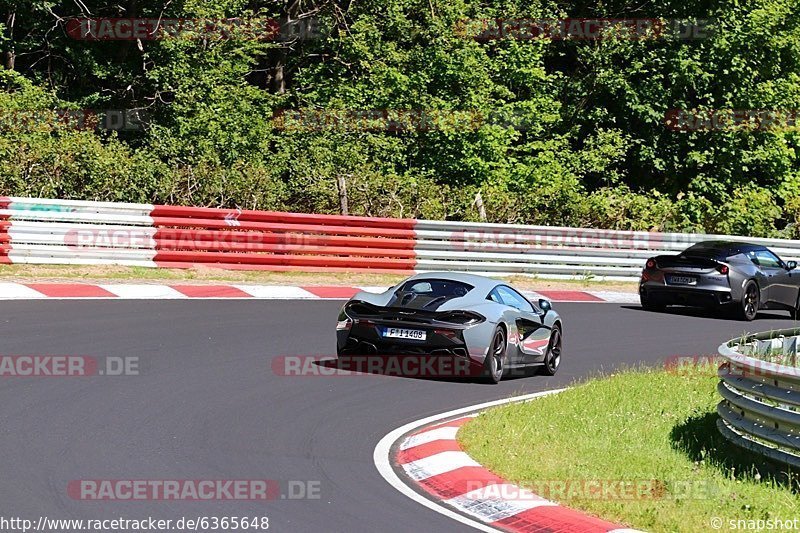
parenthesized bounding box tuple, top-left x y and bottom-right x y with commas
(0, 264, 639, 292)
(458, 369, 800, 532)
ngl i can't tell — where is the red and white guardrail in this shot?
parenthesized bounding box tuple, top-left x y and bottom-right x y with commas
(2, 197, 799, 280)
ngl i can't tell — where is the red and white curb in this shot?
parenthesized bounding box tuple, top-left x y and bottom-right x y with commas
(0, 283, 387, 300)
(374, 391, 642, 533)
(0, 283, 639, 302)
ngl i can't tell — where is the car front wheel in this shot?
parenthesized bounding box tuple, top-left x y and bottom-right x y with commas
(737, 282, 759, 321)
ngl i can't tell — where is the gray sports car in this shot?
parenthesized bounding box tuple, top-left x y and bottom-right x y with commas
(336, 272, 562, 383)
(639, 240, 800, 321)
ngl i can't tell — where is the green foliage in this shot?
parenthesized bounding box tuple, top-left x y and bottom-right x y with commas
(0, 0, 799, 236)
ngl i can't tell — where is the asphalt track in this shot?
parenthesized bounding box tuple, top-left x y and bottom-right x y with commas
(0, 300, 795, 532)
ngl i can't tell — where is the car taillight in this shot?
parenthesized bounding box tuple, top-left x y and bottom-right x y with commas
(718, 265, 729, 275)
(434, 328, 459, 340)
(437, 311, 485, 325)
(645, 258, 656, 269)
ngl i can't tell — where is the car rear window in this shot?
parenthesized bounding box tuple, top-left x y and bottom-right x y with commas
(398, 279, 473, 298)
(682, 244, 732, 260)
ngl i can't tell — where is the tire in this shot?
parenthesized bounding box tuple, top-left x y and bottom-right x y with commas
(737, 282, 759, 321)
(538, 325, 562, 377)
(482, 326, 507, 384)
(791, 294, 800, 321)
(640, 293, 665, 312)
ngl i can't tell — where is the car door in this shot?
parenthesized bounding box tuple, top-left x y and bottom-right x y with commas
(748, 249, 797, 307)
(493, 285, 550, 364)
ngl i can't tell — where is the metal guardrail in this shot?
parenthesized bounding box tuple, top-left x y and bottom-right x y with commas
(2, 196, 800, 278)
(414, 220, 800, 281)
(717, 329, 800, 469)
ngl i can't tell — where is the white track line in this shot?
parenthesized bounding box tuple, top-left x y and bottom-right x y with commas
(100, 285, 187, 299)
(234, 285, 317, 299)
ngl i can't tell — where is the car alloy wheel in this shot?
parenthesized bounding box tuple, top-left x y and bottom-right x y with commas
(540, 325, 562, 376)
(740, 283, 759, 321)
(484, 327, 506, 384)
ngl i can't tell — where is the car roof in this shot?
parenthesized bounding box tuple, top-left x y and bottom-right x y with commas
(401, 272, 502, 292)
(685, 240, 766, 255)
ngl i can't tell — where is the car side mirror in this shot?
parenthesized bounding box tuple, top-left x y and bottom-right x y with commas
(538, 299, 552, 313)
(788, 260, 797, 271)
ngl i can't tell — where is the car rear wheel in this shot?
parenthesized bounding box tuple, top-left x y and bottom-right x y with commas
(538, 325, 562, 376)
(482, 326, 506, 384)
(737, 282, 759, 321)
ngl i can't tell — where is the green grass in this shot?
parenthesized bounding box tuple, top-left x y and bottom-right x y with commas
(0, 264, 639, 292)
(458, 369, 800, 532)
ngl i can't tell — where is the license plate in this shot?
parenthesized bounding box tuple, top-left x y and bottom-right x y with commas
(669, 275, 696, 285)
(382, 328, 426, 341)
